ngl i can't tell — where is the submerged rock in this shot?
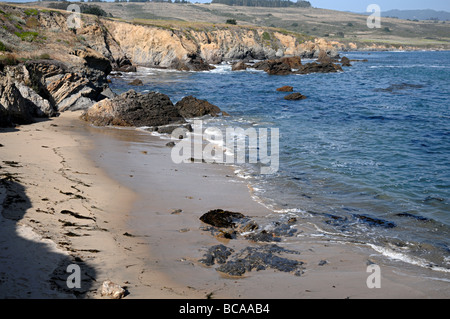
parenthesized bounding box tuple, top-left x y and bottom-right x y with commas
(129, 79, 143, 86)
(215, 244, 303, 277)
(353, 214, 397, 229)
(81, 90, 185, 127)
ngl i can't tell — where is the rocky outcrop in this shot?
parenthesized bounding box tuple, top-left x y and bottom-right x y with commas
(81, 90, 185, 127)
(0, 81, 34, 127)
(175, 96, 223, 118)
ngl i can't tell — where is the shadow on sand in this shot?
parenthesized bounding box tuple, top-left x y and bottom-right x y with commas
(0, 178, 96, 298)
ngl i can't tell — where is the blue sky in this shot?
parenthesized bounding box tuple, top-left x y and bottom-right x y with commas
(4, 0, 450, 12)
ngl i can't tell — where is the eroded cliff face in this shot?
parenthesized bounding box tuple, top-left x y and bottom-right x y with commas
(1, 3, 343, 71)
(103, 20, 343, 67)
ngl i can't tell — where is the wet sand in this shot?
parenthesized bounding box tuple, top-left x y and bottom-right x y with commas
(1, 112, 448, 299)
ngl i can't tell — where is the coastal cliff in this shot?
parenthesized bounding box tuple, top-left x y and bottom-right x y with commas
(0, 4, 342, 69)
(0, 3, 343, 126)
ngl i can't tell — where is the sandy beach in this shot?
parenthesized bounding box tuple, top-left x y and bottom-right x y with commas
(1, 111, 448, 299)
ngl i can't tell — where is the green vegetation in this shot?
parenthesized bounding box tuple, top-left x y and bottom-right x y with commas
(14, 31, 39, 42)
(0, 40, 10, 52)
(225, 19, 236, 25)
(262, 31, 271, 40)
(24, 9, 39, 16)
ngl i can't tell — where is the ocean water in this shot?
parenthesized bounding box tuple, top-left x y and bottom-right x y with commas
(109, 51, 450, 276)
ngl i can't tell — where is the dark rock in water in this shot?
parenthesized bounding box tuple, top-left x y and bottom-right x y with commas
(171, 53, 215, 71)
(266, 61, 292, 75)
(395, 212, 430, 222)
(276, 86, 294, 92)
(252, 56, 301, 74)
(216, 244, 303, 277)
(231, 61, 248, 71)
(323, 213, 348, 226)
(166, 141, 176, 148)
(199, 209, 246, 228)
(353, 214, 396, 228)
(294, 62, 343, 74)
(175, 96, 223, 118)
(374, 83, 424, 93)
(129, 79, 143, 86)
(199, 244, 234, 266)
(340, 56, 352, 67)
(81, 90, 185, 127)
(284, 92, 307, 100)
(317, 50, 333, 64)
(279, 56, 302, 69)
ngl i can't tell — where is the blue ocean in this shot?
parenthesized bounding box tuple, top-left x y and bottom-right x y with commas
(109, 51, 450, 276)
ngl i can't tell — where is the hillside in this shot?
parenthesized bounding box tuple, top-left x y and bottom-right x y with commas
(32, 2, 450, 50)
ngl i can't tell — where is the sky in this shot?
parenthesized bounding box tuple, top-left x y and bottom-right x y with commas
(3, 0, 450, 12)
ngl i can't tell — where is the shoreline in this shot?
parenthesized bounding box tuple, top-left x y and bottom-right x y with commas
(78, 117, 450, 298)
(1, 112, 449, 298)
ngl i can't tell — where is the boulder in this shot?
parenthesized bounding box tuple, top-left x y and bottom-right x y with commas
(81, 90, 185, 127)
(0, 81, 34, 127)
(231, 61, 248, 71)
(284, 92, 307, 100)
(175, 96, 223, 118)
(16, 82, 56, 117)
(276, 86, 294, 92)
(199, 209, 246, 228)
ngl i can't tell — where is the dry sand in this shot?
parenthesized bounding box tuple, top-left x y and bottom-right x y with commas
(1, 111, 448, 299)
